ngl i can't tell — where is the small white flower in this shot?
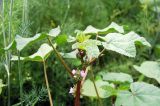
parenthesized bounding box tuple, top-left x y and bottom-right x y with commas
(72, 69, 77, 75)
(69, 87, 74, 94)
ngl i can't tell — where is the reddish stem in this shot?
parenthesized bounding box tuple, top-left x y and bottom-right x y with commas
(74, 81, 81, 106)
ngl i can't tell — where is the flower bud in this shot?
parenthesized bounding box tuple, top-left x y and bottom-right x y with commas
(80, 70, 86, 78)
(72, 69, 77, 75)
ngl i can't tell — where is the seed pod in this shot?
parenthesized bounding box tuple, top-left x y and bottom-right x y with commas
(78, 49, 86, 58)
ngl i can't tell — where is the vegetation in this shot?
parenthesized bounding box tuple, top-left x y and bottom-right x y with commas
(0, 0, 160, 106)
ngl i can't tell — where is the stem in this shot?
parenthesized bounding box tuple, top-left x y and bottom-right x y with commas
(81, 69, 88, 85)
(22, 0, 28, 25)
(2, 0, 10, 105)
(47, 37, 73, 77)
(9, 0, 13, 42)
(5, 0, 13, 105)
(22, 0, 29, 36)
(18, 51, 23, 106)
(43, 60, 53, 106)
(90, 67, 103, 106)
(89, 48, 105, 64)
(7, 71, 10, 106)
(61, 0, 70, 28)
(111, 96, 116, 106)
(2, 0, 6, 47)
(74, 81, 81, 106)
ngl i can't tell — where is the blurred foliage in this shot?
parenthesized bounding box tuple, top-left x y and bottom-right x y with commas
(0, 0, 160, 105)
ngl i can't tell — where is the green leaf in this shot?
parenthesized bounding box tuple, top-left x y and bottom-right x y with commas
(99, 31, 151, 57)
(55, 34, 67, 45)
(5, 33, 47, 51)
(115, 82, 160, 106)
(134, 61, 160, 84)
(102, 72, 133, 83)
(0, 79, 5, 95)
(101, 85, 117, 96)
(15, 34, 47, 51)
(83, 22, 124, 35)
(11, 43, 53, 62)
(5, 26, 60, 51)
(82, 79, 114, 98)
(67, 35, 76, 42)
(60, 50, 78, 58)
(48, 26, 61, 37)
(72, 40, 101, 58)
(76, 32, 91, 43)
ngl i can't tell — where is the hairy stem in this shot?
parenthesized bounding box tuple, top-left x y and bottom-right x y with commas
(43, 60, 53, 106)
(47, 37, 73, 77)
(18, 51, 23, 106)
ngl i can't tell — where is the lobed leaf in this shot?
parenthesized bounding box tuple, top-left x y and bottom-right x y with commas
(83, 22, 124, 35)
(82, 79, 114, 98)
(99, 31, 151, 57)
(11, 43, 53, 62)
(115, 82, 160, 106)
(134, 61, 160, 84)
(5, 26, 60, 51)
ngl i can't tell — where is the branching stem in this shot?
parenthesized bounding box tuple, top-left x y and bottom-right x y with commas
(89, 48, 105, 64)
(47, 37, 73, 77)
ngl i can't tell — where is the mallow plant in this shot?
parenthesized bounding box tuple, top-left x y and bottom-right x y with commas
(2, 22, 160, 106)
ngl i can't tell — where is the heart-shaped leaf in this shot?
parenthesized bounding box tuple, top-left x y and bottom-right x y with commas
(82, 79, 114, 98)
(11, 43, 53, 62)
(134, 61, 160, 84)
(102, 72, 133, 83)
(99, 31, 151, 57)
(5, 26, 60, 51)
(115, 82, 160, 106)
(83, 22, 124, 35)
